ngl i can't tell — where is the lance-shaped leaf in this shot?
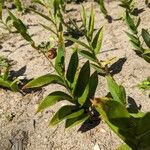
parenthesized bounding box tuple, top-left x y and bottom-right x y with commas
(129, 40, 143, 53)
(14, 0, 23, 11)
(55, 32, 65, 76)
(2, 66, 10, 80)
(137, 112, 150, 136)
(142, 29, 150, 48)
(40, 23, 57, 36)
(65, 37, 91, 52)
(49, 105, 77, 126)
(8, 10, 27, 33)
(8, 10, 33, 42)
(81, 5, 87, 29)
(90, 63, 106, 75)
(88, 71, 98, 99)
(0, 0, 4, 19)
(106, 75, 126, 105)
(92, 27, 103, 54)
(98, 0, 108, 17)
(78, 84, 89, 106)
(66, 109, 84, 119)
(0, 77, 11, 88)
(73, 61, 90, 98)
(95, 100, 137, 149)
(125, 31, 140, 45)
(66, 51, 79, 84)
(53, 0, 60, 17)
(125, 11, 137, 34)
(23, 74, 65, 89)
(88, 6, 94, 40)
(79, 50, 96, 62)
(37, 91, 73, 113)
(80, 71, 98, 107)
(137, 113, 150, 149)
(65, 113, 89, 128)
(10, 80, 19, 92)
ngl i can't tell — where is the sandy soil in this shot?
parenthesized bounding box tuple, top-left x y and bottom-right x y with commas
(0, 0, 150, 150)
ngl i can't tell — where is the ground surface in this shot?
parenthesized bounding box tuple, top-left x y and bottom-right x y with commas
(0, 0, 150, 150)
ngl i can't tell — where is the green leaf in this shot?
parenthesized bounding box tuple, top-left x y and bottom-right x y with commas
(23, 74, 65, 89)
(116, 144, 132, 150)
(0, 0, 4, 19)
(66, 109, 85, 119)
(8, 10, 27, 33)
(137, 112, 150, 135)
(81, 5, 87, 29)
(10, 80, 19, 92)
(105, 101, 131, 129)
(40, 23, 57, 36)
(8, 10, 33, 42)
(125, 31, 140, 45)
(129, 40, 143, 53)
(65, 37, 91, 52)
(137, 113, 150, 149)
(74, 61, 90, 98)
(125, 11, 137, 34)
(49, 105, 77, 126)
(53, 0, 60, 16)
(88, 6, 94, 40)
(98, 0, 108, 16)
(37, 91, 73, 113)
(14, 0, 23, 11)
(88, 71, 98, 98)
(142, 29, 150, 48)
(90, 63, 106, 75)
(0, 77, 11, 88)
(92, 27, 103, 54)
(55, 33, 65, 76)
(2, 66, 10, 80)
(95, 100, 137, 149)
(78, 84, 89, 106)
(106, 75, 126, 105)
(138, 77, 150, 90)
(79, 50, 96, 62)
(65, 113, 89, 128)
(143, 50, 150, 63)
(66, 51, 79, 84)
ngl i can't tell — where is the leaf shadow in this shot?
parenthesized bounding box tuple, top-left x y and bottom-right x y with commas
(131, 8, 145, 16)
(78, 110, 101, 133)
(10, 66, 27, 79)
(109, 57, 127, 76)
(127, 96, 142, 113)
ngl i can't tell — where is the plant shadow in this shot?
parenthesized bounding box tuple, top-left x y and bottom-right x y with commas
(127, 96, 142, 113)
(131, 8, 145, 16)
(109, 57, 127, 75)
(78, 110, 101, 133)
(10, 66, 27, 79)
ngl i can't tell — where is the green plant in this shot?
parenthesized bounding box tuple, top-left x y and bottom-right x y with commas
(0, 56, 19, 92)
(138, 77, 150, 90)
(97, 0, 109, 19)
(119, 0, 135, 14)
(94, 76, 150, 150)
(66, 6, 115, 76)
(23, 32, 99, 128)
(125, 11, 150, 63)
(14, 0, 23, 12)
(0, 0, 13, 33)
